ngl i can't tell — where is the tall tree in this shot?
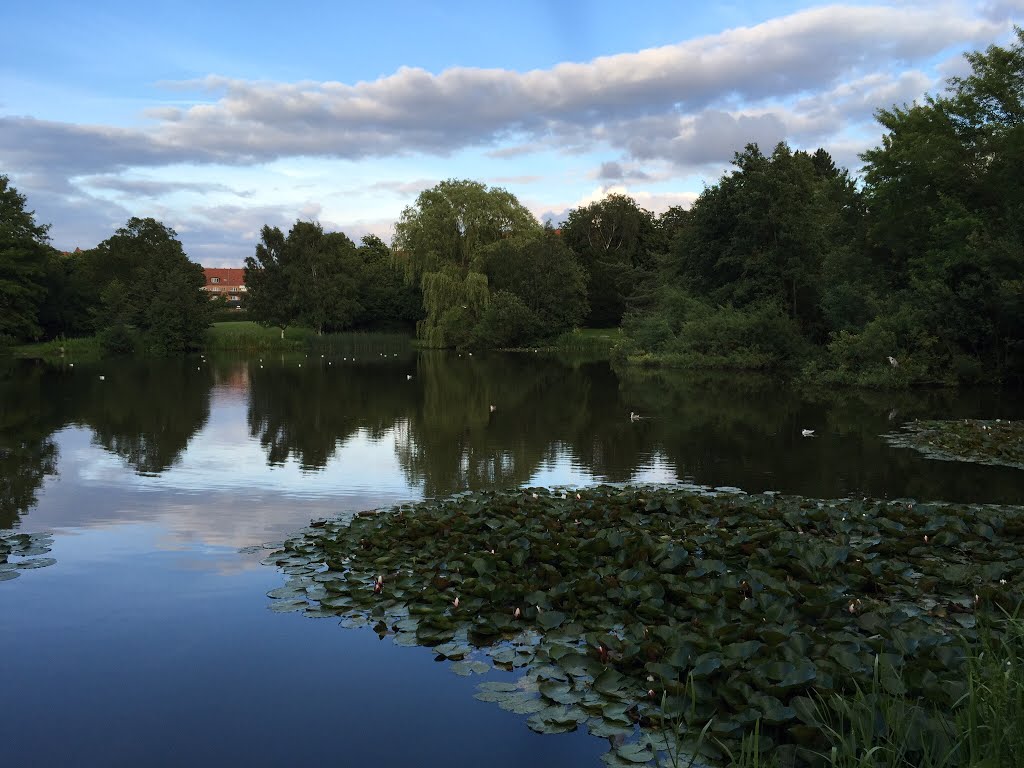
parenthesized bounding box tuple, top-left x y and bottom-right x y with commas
(392, 179, 538, 346)
(671, 143, 862, 341)
(0, 175, 51, 341)
(245, 226, 294, 338)
(88, 217, 211, 353)
(245, 221, 363, 336)
(480, 228, 588, 337)
(861, 27, 1024, 377)
(355, 235, 422, 330)
(560, 193, 658, 327)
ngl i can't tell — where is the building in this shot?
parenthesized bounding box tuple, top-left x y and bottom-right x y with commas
(202, 268, 247, 304)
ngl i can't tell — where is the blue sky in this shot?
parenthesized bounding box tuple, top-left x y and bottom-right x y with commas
(2, 1, 1021, 265)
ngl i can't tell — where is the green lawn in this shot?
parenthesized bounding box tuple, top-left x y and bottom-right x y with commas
(205, 321, 313, 351)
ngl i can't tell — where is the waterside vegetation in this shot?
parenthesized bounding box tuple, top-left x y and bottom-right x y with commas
(2, 31, 1022, 387)
(263, 484, 1024, 767)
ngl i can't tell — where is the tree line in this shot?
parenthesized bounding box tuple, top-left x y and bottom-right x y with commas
(1, 30, 1021, 384)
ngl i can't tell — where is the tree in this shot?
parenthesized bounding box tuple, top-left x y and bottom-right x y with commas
(288, 223, 362, 335)
(245, 221, 363, 337)
(669, 143, 863, 342)
(860, 27, 1024, 379)
(560, 193, 658, 327)
(88, 218, 211, 353)
(245, 226, 294, 338)
(392, 179, 539, 346)
(354, 235, 422, 330)
(480, 228, 588, 337)
(0, 175, 51, 341)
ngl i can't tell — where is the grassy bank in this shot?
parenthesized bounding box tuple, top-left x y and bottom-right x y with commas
(204, 321, 313, 351)
(12, 336, 103, 359)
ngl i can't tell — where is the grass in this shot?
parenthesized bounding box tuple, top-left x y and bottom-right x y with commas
(552, 327, 621, 352)
(204, 321, 313, 351)
(714, 612, 1024, 768)
(12, 335, 102, 359)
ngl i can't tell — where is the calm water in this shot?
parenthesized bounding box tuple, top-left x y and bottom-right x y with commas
(2, 348, 1022, 767)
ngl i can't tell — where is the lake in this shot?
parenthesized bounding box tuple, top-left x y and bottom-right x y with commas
(2, 347, 1021, 767)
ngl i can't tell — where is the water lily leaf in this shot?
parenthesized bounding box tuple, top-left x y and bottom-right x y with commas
(690, 654, 722, 678)
(539, 681, 578, 705)
(587, 719, 634, 738)
(268, 599, 306, 613)
(497, 692, 547, 715)
(13, 557, 56, 570)
(472, 557, 496, 576)
(451, 660, 490, 676)
(613, 742, 655, 764)
(537, 610, 567, 630)
(0, 571, 18, 581)
(594, 669, 628, 695)
(434, 642, 472, 660)
(725, 640, 763, 660)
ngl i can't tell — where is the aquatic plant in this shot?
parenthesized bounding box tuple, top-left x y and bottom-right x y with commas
(885, 419, 1024, 470)
(262, 485, 1024, 766)
(0, 530, 56, 581)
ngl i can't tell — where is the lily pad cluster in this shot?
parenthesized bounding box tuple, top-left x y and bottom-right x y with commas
(0, 530, 56, 581)
(262, 486, 1024, 766)
(884, 419, 1024, 470)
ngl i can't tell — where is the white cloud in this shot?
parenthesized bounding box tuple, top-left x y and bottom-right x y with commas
(1, 2, 1014, 261)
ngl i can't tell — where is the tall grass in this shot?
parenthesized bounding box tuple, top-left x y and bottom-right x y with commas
(666, 612, 1024, 768)
(13, 336, 102, 359)
(551, 327, 621, 354)
(204, 321, 312, 352)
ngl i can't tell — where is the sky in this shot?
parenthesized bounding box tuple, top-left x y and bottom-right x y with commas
(1, 1, 1021, 266)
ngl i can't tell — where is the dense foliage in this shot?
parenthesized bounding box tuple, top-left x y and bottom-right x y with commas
(4, 31, 1022, 378)
(618, 30, 1024, 386)
(393, 179, 556, 348)
(0, 175, 52, 343)
(264, 484, 1024, 765)
(244, 224, 421, 337)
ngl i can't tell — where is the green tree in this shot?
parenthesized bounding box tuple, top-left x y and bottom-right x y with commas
(0, 175, 51, 342)
(393, 179, 538, 346)
(480, 228, 588, 339)
(560, 193, 658, 327)
(88, 218, 211, 354)
(668, 143, 867, 343)
(859, 27, 1024, 380)
(288, 223, 362, 335)
(245, 226, 294, 338)
(355, 235, 422, 330)
(245, 221, 363, 336)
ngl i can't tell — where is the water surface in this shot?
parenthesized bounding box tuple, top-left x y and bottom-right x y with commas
(2, 350, 1021, 766)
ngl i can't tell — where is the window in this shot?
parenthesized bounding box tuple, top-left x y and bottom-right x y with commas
(211, 277, 220, 284)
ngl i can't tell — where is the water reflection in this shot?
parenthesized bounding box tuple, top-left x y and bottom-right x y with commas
(78, 360, 212, 475)
(1, 350, 1022, 532)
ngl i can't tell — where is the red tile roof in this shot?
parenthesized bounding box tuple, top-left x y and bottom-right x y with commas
(203, 268, 246, 288)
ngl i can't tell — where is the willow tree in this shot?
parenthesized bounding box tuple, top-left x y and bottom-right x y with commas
(392, 179, 538, 347)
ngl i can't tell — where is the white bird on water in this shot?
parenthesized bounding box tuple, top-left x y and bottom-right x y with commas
(406, 374, 413, 381)
(887, 356, 899, 368)
(489, 405, 496, 413)
(630, 411, 641, 422)
(802, 429, 815, 437)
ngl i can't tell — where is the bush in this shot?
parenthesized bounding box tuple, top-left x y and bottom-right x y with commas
(98, 323, 137, 355)
(470, 291, 542, 349)
(620, 296, 805, 370)
(806, 305, 957, 387)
